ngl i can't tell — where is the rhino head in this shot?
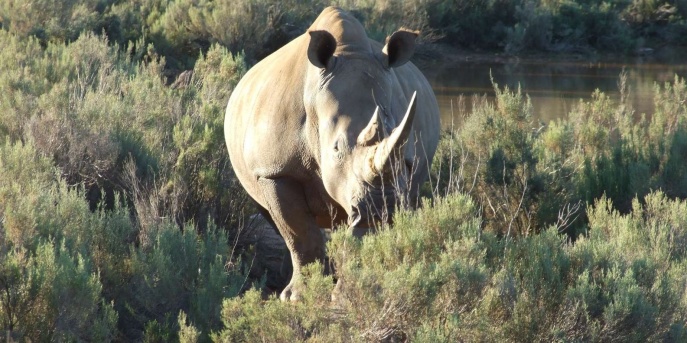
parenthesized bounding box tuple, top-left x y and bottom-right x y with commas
(304, 28, 419, 235)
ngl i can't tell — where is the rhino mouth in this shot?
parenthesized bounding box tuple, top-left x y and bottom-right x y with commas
(349, 183, 402, 229)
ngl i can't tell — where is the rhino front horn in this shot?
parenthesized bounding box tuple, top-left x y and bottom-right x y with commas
(373, 91, 417, 173)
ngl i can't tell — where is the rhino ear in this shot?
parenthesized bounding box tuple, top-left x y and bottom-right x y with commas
(307, 30, 337, 69)
(382, 30, 418, 68)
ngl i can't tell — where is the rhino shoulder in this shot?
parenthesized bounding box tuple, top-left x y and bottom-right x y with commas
(225, 35, 315, 179)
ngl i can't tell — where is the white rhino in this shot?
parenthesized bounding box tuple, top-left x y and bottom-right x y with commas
(225, 6, 440, 301)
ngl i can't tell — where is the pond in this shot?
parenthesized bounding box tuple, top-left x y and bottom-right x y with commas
(421, 53, 687, 126)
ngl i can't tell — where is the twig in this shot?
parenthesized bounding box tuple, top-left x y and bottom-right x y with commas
(505, 165, 528, 248)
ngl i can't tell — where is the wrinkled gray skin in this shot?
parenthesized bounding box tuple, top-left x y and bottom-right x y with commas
(225, 6, 440, 301)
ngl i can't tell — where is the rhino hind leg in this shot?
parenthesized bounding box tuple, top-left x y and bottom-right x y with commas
(257, 177, 325, 301)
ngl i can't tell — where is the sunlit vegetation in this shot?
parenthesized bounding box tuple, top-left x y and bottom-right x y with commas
(2, 0, 687, 68)
(0, 29, 254, 340)
(432, 73, 687, 238)
(218, 192, 687, 342)
(1, 0, 687, 341)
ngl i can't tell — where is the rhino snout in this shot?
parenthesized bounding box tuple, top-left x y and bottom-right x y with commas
(349, 192, 395, 228)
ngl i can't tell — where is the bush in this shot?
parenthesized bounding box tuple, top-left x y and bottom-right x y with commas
(215, 192, 687, 341)
(0, 140, 253, 341)
(431, 73, 687, 238)
(213, 263, 336, 343)
(0, 0, 102, 42)
(0, 141, 119, 340)
(0, 29, 250, 230)
(0, 29, 252, 341)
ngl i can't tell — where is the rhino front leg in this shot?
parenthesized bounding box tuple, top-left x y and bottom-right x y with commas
(258, 177, 325, 301)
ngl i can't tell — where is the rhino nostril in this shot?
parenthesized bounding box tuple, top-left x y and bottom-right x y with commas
(349, 209, 362, 227)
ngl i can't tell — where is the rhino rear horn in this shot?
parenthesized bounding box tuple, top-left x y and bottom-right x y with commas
(373, 91, 417, 173)
(357, 106, 386, 146)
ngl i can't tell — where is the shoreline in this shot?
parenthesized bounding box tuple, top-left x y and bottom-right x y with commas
(413, 43, 687, 69)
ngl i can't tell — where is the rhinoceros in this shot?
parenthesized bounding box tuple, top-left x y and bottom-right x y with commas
(224, 6, 440, 301)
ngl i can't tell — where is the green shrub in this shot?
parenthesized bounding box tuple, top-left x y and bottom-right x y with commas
(432, 74, 687, 238)
(213, 263, 337, 343)
(0, 30, 252, 340)
(328, 194, 490, 341)
(165, 44, 251, 229)
(215, 191, 687, 341)
(433, 83, 545, 236)
(0, 28, 250, 229)
(0, 142, 119, 340)
(0, 139, 252, 341)
(213, 194, 488, 342)
(22, 241, 118, 342)
(125, 220, 248, 340)
(0, 0, 102, 42)
(4, 0, 687, 64)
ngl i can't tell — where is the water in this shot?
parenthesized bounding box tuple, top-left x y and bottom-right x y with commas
(422, 55, 687, 126)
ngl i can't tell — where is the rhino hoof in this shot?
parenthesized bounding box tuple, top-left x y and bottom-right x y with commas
(280, 282, 302, 302)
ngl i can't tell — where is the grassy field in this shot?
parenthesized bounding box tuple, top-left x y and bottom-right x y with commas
(1, 1, 687, 341)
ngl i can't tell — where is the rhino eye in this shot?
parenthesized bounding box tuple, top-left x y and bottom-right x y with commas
(333, 136, 345, 159)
